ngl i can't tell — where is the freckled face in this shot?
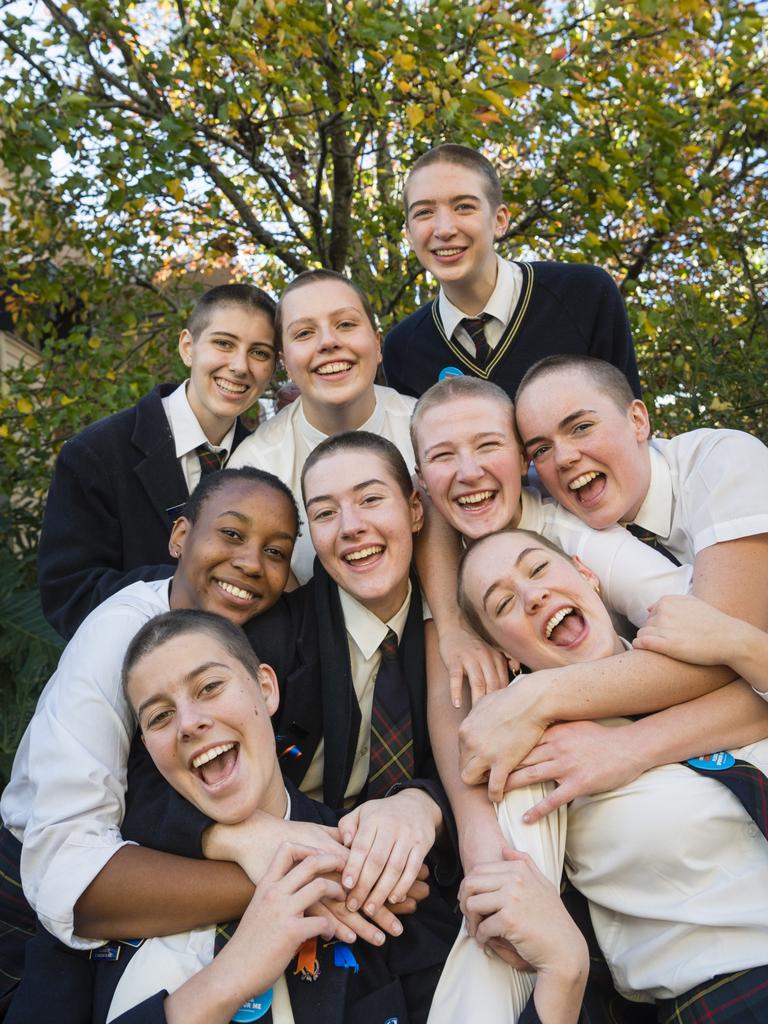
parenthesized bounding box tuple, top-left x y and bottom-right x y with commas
(415, 396, 526, 539)
(516, 370, 651, 530)
(128, 634, 285, 825)
(461, 532, 621, 669)
(303, 450, 423, 622)
(170, 480, 296, 625)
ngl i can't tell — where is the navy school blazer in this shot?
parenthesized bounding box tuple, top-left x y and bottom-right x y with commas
(37, 382, 250, 640)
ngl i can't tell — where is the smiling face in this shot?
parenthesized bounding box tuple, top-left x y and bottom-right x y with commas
(415, 395, 526, 539)
(461, 531, 622, 669)
(303, 449, 423, 622)
(128, 633, 285, 825)
(405, 162, 509, 302)
(515, 369, 651, 529)
(280, 279, 381, 434)
(169, 479, 296, 625)
(179, 303, 276, 444)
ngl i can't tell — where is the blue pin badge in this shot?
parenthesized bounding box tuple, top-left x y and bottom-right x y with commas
(438, 366, 464, 381)
(334, 943, 360, 973)
(232, 988, 273, 1022)
(687, 751, 736, 771)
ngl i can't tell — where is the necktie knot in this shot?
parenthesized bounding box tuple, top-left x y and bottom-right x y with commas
(380, 628, 399, 662)
(459, 314, 491, 368)
(196, 443, 226, 476)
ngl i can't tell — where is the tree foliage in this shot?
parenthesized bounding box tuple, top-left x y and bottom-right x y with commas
(0, 0, 766, 759)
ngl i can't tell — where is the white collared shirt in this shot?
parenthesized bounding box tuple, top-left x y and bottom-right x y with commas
(301, 583, 413, 805)
(439, 256, 523, 356)
(0, 579, 172, 947)
(228, 385, 417, 584)
(630, 429, 768, 563)
(162, 381, 237, 493)
(517, 487, 693, 627)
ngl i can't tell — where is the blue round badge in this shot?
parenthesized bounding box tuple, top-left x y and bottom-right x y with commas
(232, 989, 273, 1022)
(438, 366, 464, 381)
(687, 751, 736, 771)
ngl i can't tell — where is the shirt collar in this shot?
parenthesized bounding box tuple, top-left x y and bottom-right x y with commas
(438, 256, 517, 338)
(629, 444, 673, 538)
(339, 579, 412, 661)
(165, 381, 236, 459)
(297, 388, 385, 447)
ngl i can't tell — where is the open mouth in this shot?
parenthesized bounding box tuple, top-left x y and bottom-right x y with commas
(216, 580, 258, 603)
(343, 545, 384, 567)
(456, 490, 496, 512)
(544, 607, 587, 647)
(214, 377, 249, 395)
(191, 742, 239, 787)
(568, 471, 606, 506)
(315, 361, 352, 377)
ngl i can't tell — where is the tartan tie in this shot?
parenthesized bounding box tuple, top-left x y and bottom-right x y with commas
(626, 521, 681, 567)
(686, 757, 768, 841)
(196, 443, 226, 476)
(459, 314, 491, 369)
(368, 629, 414, 798)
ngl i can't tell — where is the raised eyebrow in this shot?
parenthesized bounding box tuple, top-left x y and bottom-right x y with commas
(136, 661, 229, 720)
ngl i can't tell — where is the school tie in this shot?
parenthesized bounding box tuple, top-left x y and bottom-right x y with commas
(685, 756, 768, 841)
(458, 314, 492, 369)
(368, 629, 415, 798)
(625, 522, 681, 567)
(196, 442, 227, 476)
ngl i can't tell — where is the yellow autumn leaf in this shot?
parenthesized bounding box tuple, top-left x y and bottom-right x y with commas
(167, 178, 184, 201)
(0, 424, 8, 438)
(23, 414, 36, 429)
(406, 104, 425, 128)
(88, 336, 101, 350)
(709, 396, 732, 412)
(394, 52, 416, 71)
(587, 152, 610, 173)
(60, 394, 77, 406)
(507, 80, 530, 98)
(16, 397, 33, 414)
(106, 371, 117, 381)
(396, 79, 412, 94)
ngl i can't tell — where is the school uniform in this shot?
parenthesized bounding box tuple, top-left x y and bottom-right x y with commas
(228, 385, 416, 583)
(120, 562, 457, 882)
(6, 784, 458, 1024)
(37, 382, 250, 640)
(382, 259, 641, 400)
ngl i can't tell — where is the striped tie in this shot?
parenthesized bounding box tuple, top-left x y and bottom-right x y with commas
(196, 443, 226, 476)
(626, 522, 681, 566)
(686, 756, 768, 840)
(368, 629, 414, 798)
(459, 314, 491, 368)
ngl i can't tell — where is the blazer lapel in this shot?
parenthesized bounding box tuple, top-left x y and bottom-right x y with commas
(286, 941, 349, 1024)
(131, 384, 188, 532)
(312, 562, 361, 809)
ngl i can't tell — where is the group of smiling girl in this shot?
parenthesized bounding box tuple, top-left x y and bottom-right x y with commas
(4, 264, 768, 1024)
